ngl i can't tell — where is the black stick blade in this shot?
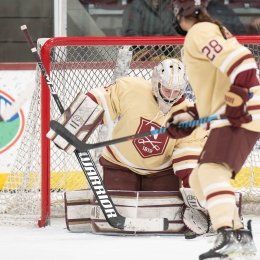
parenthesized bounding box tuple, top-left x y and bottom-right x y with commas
(50, 120, 89, 152)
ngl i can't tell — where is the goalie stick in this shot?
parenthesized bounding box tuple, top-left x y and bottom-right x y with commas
(21, 25, 168, 232)
(49, 114, 224, 152)
(50, 109, 260, 152)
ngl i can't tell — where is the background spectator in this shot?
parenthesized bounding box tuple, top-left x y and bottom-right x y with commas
(248, 17, 260, 34)
(121, 0, 178, 61)
(207, 0, 247, 35)
(122, 0, 177, 36)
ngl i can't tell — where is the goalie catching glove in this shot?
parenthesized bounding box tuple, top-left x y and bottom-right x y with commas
(167, 106, 199, 139)
(225, 85, 252, 127)
(47, 92, 104, 154)
(180, 188, 211, 236)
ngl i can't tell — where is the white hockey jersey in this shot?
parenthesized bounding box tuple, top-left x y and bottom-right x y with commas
(183, 22, 260, 131)
(87, 76, 206, 176)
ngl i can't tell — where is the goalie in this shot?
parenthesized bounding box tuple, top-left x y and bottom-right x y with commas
(48, 58, 213, 235)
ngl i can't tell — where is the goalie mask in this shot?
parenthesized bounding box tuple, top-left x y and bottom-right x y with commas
(152, 58, 187, 114)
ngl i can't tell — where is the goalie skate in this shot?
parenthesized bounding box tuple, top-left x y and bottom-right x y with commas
(199, 227, 242, 260)
(236, 220, 257, 257)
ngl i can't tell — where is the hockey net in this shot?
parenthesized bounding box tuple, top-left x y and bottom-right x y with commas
(0, 36, 259, 227)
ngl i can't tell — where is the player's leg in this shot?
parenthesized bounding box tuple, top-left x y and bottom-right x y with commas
(198, 163, 242, 230)
(195, 126, 260, 259)
(184, 172, 242, 238)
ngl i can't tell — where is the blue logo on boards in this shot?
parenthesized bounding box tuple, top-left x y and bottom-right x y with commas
(0, 90, 25, 153)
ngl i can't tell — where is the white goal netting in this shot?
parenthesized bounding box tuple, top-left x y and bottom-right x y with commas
(0, 36, 259, 226)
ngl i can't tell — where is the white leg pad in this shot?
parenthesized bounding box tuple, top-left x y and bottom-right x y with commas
(65, 189, 186, 234)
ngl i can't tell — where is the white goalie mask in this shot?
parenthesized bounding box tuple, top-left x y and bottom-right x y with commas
(152, 58, 187, 114)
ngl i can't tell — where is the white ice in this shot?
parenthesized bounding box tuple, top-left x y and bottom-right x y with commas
(1, 216, 260, 260)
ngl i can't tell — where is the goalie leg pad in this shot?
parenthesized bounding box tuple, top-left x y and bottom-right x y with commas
(65, 189, 93, 232)
(91, 190, 185, 235)
(65, 189, 186, 235)
(47, 92, 104, 154)
(65, 189, 242, 234)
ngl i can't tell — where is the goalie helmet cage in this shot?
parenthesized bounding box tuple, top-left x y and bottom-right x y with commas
(0, 36, 259, 227)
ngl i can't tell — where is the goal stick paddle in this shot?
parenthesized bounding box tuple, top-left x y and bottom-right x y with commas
(21, 24, 168, 232)
(49, 114, 223, 151)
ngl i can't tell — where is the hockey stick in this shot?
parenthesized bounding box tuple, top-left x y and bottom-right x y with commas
(0, 80, 35, 122)
(21, 25, 168, 231)
(49, 114, 223, 152)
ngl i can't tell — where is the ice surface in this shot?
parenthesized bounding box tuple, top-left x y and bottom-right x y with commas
(1, 216, 260, 260)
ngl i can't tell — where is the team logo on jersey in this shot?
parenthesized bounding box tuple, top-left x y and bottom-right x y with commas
(0, 90, 25, 154)
(133, 117, 169, 158)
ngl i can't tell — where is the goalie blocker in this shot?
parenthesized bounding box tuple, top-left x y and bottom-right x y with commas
(47, 93, 104, 153)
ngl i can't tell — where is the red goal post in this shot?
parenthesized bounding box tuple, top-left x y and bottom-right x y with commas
(0, 36, 259, 227)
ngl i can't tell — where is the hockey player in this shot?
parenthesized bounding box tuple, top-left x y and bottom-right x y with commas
(48, 58, 208, 235)
(172, 0, 260, 259)
(85, 58, 205, 192)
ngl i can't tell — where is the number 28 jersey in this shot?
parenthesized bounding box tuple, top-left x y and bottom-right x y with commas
(183, 22, 260, 131)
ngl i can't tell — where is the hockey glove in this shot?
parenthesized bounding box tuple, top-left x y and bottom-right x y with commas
(46, 93, 104, 154)
(225, 85, 252, 127)
(166, 106, 198, 139)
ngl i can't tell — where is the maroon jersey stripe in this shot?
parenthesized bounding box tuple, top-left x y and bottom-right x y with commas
(227, 54, 253, 77)
(206, 190, 235, 200)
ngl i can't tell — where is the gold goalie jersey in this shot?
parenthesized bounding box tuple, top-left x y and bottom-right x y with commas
(87, 76, 206, 176)
(183, 22, 260, 132)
